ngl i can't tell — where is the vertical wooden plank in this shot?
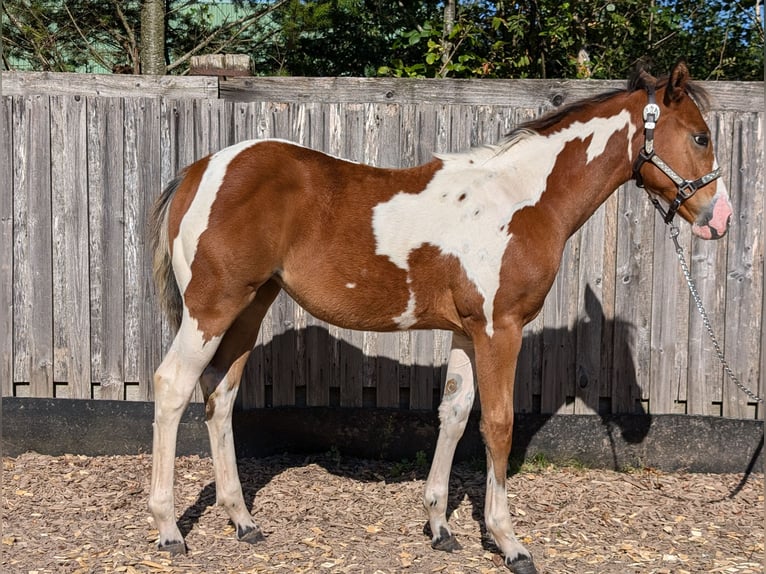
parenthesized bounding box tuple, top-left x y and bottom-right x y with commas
(292, 101, 330, 406)
(50, 95, 90, 398)
(613, 183, 654, 413)
(158, 100, 175, 362)
(514, 107, 548, 414)
(759, 112, 766, 418)
(687, 111, 734, 415)
(234, 101, 266, 409)
(87, 96, 125, 400)
(270, 295, 296, 407)
(13, 95, 54, 398)
(0, 97, 13, 397)
(231, 101, 257, 143)
(723, 112, 763, 419)
(599, 193, 619, 411)
(415, 103, 437, 164)
(123, 97, 162, 401)
(369, 102, 403, 408)
(540, 233, 579, 414)
(649, 219, 690, 414)
(450, 104, 474, 151)
(516, 318, 543, 414)
(334, 103, 365, 407)
(264, 102, 299, 407)
(574, 205, 607, 414)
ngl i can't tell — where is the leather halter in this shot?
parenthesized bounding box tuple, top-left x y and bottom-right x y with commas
(632, 85, 722, 224)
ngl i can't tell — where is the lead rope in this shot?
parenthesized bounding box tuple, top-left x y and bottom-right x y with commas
(667, 224, 763, 404)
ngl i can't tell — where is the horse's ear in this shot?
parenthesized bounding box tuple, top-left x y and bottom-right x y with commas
(628, 57, 655, 91)
(664, 59, 690, 104)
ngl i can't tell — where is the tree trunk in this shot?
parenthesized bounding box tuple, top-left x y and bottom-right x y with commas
(440, 0, 456, 77)
(140, 0, 166, 75)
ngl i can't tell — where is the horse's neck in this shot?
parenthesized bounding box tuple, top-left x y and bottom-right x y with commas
(530, 97, 641, 236)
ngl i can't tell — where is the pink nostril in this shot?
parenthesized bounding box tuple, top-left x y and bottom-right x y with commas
(708, 197, 733, 235)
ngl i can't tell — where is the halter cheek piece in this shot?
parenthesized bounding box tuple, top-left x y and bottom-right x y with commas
(632, 85, 722, 224)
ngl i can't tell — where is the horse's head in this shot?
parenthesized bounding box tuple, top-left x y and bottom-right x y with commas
(631, 60, 733, 239)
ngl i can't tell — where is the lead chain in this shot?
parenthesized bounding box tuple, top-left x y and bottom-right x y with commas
(669, 225, 763, 404)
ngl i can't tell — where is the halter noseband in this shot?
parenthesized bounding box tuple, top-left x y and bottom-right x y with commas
(632, 85, 722, 224)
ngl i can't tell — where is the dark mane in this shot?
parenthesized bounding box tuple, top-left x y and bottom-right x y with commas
(504, 72, 709, 141)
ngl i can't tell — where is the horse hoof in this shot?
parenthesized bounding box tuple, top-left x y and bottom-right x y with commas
(431, 526, 461, 552)
(506, 555, 538, 574)
(237, 525, 265, 544)
(158, 540, 187, 555)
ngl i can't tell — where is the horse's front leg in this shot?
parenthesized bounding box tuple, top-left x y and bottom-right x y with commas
(424, 333, 476, 551)
(475, 324, 537, 574)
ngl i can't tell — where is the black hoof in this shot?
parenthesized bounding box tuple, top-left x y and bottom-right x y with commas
(506, 555, 538, 574)
(158, 539, 187, 555)
(431, 526, 462, 552)
(237, 524, 265, 544)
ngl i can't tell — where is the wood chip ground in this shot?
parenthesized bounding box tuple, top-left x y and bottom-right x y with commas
(2, 452, 763, 573)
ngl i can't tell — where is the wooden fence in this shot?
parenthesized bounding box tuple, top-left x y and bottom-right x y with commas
(1, 72, 763, 418)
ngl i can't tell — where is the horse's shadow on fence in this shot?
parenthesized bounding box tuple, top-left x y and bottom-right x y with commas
(176, 287, 651, 547)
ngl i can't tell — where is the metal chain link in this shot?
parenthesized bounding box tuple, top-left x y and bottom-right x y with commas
(669, 225, 763, 404)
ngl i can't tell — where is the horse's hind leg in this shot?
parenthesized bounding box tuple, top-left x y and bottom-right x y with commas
(424, 334, 476, 551)
(199, 280, 281, 544)
(149, 315, 224, 554)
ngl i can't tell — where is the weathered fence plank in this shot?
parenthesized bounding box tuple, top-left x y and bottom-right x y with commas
(2, 75, 763, 420)
(723, 112, 764, 419)
(613, 183, 655, 413)
(123, 98, 163, 401)
(50, 95, 91, 398)
(0, 98, 12, 399)
(219, 77, 764, 112)
(648, 219, 690, 414)
(87, 96, 125, 401)
(12, 95, 54, 399)
(2, 71, 218, 99)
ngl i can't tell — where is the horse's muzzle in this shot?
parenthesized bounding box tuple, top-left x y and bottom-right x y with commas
(692, 193, 733, 240)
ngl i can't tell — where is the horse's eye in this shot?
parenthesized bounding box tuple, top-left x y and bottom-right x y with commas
(693, 133, 709, 147)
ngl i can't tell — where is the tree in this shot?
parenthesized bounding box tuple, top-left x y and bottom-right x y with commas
(2, 0, 762, 80)
(141, 0, 166, 75)
(1, 1, 286, 74)
(379, 1, 765, 80)
(266, 0, 440, 77)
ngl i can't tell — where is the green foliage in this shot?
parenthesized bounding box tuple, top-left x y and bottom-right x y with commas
(269, 0, 440, 76)
(379, 0, 764, 80)
(1, 0, 280, 73)
(2, 0, 762, 79)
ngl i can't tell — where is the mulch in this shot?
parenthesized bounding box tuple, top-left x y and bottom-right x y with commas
(2, 452, 763, 573)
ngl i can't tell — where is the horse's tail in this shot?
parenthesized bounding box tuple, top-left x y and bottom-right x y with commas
(149, 173, 185, 333)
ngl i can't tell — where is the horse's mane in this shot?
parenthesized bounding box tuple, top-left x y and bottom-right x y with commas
(501, 69, 709, 146)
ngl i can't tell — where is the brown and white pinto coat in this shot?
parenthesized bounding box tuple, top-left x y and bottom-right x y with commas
(148, 62, 732, 573)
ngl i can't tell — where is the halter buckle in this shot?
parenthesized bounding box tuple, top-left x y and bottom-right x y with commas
(642, 102, 661, 123)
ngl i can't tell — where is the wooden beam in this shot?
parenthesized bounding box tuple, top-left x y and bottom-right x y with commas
(1, 71, 219, 99)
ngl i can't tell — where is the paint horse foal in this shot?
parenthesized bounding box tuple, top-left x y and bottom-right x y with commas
(149, 61, 731, 573)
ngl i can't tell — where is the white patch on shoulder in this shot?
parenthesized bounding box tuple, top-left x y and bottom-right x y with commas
(345, 282, 357, 289)
(372, 112, 635, 336)
(173, 139, 259, 293)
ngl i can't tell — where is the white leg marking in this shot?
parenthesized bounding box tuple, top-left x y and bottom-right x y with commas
(484, 459, 531, 564)
(202, 361, 260, 540)
(373, 112, 635, 336)
(424, 334, 476, 546)
(149, 320, 221, 549)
